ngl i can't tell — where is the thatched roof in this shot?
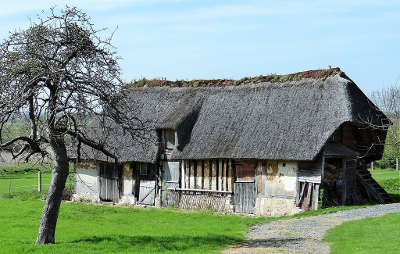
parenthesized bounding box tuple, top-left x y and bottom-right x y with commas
(76, 68, 388, 163)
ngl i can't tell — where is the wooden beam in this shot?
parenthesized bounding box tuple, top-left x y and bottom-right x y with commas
(313, 183, 320, 210)
(296, 182, 306, 206)
(307, 182, 313, 208)
(342, 159, 347, 205)
(216, 160, 219, 191)
(208, 160, 212, 190)
(194, 160, 198, 189)
(220, 160, 225, 190)
(227, 160, 232, 192)
(201, 160, 205, 189)
(225, 159, 229, 191)
(188, 160, 191, 189)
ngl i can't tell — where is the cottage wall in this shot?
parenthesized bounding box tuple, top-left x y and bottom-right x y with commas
(73, 162, 100, 202)
(120, 163, 135, 205)
(254, 161, 300, 216)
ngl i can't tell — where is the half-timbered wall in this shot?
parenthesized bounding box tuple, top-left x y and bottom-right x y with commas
(180, 159, 233, 192)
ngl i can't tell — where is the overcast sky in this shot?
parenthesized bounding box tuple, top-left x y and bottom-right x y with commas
(0, 0, 399, 92)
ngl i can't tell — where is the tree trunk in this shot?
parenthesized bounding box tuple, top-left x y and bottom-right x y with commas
(36, 136, 69, 244)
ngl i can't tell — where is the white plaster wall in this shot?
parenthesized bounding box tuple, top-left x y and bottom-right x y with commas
(264, 161, 297, 198)
(120, 163, 135, 205)
(255, 161, 299, 216)
(73, 163, 100, 202)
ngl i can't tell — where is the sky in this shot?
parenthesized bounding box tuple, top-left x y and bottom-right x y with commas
(0, 0, 399, 93)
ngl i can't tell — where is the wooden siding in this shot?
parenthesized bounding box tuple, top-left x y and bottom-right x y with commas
(180, 159, 233, 192)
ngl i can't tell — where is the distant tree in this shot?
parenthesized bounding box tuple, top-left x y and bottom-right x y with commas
(371, 84, 400, 169)
(0, 7, 144, 244)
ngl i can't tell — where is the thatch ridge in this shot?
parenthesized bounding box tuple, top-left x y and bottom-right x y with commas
(124, 67, 343, 88)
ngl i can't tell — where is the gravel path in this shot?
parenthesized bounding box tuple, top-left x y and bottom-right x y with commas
(224, 203, 400, 254)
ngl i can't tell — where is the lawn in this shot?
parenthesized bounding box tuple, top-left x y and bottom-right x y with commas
(371, 169, 400, 201)
(0, 164, 398, 253)
(323, 169, 400, 254)
(0, 198, 266, 254)
(324, 213, 400, 254)
(0, 163, 74, 196)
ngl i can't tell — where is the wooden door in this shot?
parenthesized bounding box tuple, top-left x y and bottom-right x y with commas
(234, 181, 256, 214)
(139, 180, 156, 205)
(137, 163, 156, 205)
(99, 163, 120, 203)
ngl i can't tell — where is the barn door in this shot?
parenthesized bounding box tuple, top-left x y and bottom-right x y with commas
(99, 163, 120, 203)
(234, 161, 256, 214)
(139, 180, 156, 205)
(162, 161, 180, 207)
(138, 163, 156, 205)
(234, 181, 256, 213)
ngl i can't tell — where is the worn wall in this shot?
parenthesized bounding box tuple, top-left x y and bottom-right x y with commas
(120, 163, 135, 205)
(73, 162, 100, 202)
(254, 161, 300, 216)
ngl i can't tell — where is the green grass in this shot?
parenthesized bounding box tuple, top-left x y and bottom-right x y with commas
(324, 213, 400, 254)
(323, 169, 400, 254)
(0, 165, 398, 253)
(0, 163, 74, 196)
(0, 198, 267, 254)
(371, 169, 400, 202)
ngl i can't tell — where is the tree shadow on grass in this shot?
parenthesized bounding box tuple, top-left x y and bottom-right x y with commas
(69, 234, 243, 253)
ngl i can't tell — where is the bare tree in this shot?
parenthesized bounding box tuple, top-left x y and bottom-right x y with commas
(0, 7, 144, 244)
(370, 83, 400, 168)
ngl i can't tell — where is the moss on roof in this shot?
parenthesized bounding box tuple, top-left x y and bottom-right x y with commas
(124, 68, 343, 89)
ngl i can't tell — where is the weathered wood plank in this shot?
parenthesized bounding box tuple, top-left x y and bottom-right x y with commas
(307, 182, 313, 208)
(221, 160, 226, 191)
(313, 183, 320, 210)
(208, 160, 212, 190)
(194, 160, 198, 189)
(257, 161, 262, 195)
(296, 182, 306, 206)
(227, 160, 232, 192)
(201, 160, 205, 189)
(211, 160, 217, 190)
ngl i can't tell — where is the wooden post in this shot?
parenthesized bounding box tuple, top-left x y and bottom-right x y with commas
(342, 159, 347, 205)
(371, 161, 374, 171)
(38, 170, 42, 193)
(396, 158, 399, 171)
(8, 179, 11, 194)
